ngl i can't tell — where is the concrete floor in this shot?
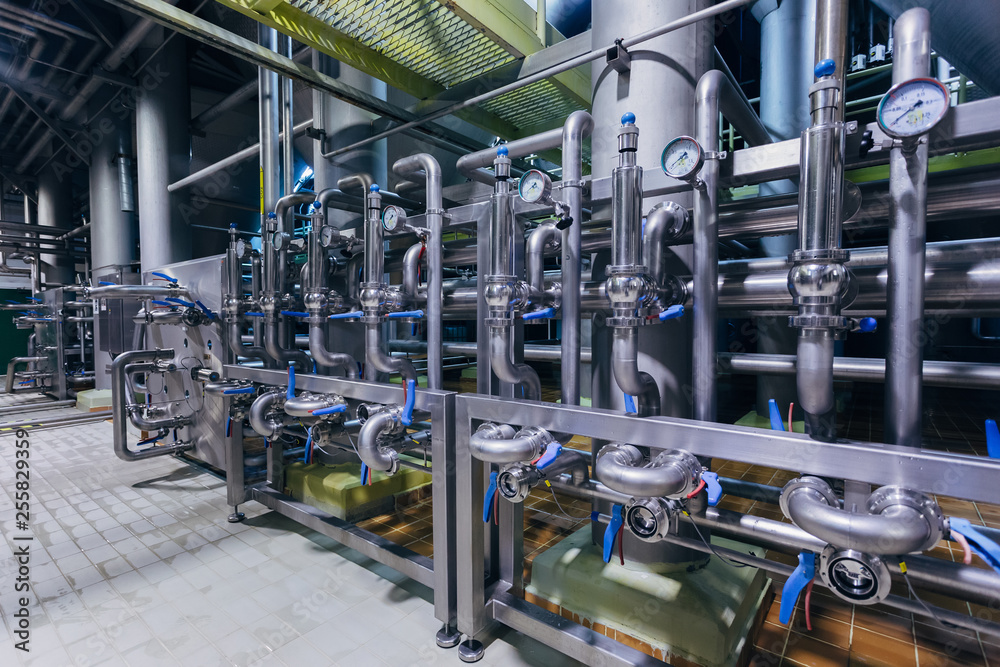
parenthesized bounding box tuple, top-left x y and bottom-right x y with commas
(0, 392, 582, 667)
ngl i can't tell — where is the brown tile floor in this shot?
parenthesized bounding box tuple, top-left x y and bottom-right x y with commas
(352, 370, 1000, 665)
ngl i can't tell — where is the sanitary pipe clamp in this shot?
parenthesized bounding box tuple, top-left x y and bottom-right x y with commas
(818, 546, 891, 605)
(624, 496, 682, 542)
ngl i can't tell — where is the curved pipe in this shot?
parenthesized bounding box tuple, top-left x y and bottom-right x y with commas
(595, 444, 692, 498)
(6, 356, 45, 394)
(248, 390, 285, 439)
(489, 326, 541, 401)
(264, 320, 312, 370)
(611, 328, 660, 416)
(366, 323, 417, 382)
(283, 394, 344, 417)
(782, 480, 938, 554)
(111, 349, 192, 462)
(308, 323, 358, 377)
(337, 173, 374, 194)
(358, 408, 402, 473)
(402, 242, 424, 301)
(469, 423, 549, 464)
(456, 128, 562, 184)
(228, 319, 269, 363)
(526, 222, 560, 296)
(393, 153, 443, 390)
(273, 192, 315, 231)
(643, 202, 689, 288)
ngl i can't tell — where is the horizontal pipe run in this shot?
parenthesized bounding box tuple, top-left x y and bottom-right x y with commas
(0, 410, 111, 430)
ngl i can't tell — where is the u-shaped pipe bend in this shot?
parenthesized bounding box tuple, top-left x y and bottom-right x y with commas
(779, 477, 945, 555)
(595, 444, 702, 498)
(469, 423, 553, 464)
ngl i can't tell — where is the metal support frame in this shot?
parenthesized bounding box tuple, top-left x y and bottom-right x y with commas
(224, 365, 459, 634)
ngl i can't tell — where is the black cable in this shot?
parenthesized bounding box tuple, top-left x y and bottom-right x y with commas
(899, 565, 961, 629)
(680, 500, 748, 568)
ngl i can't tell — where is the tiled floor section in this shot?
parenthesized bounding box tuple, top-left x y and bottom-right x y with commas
(0, 396, 587, 666)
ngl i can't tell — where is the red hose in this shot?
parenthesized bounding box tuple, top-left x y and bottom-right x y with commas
(804, 579, 814, 631)
(788, 402, 795, 433)
(617, 525, 625, 565)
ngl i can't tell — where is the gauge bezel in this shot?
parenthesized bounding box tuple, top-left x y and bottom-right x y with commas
(234, 238, 246, 258)
(271, 230, 286, 250)
(661, 135, 705, 181)
(876, 77, 950, 139)
(517, 169, 553, 204)
(319, 225, 337, 248)
(382, 205, 406, 232)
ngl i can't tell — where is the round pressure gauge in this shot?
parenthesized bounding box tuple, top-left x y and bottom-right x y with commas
(661, 136, 704, 181)
(877, 78, 950, 139)
(382, 205, 406, 232)
(271, 230, 286, 250)
(518, 169, 552, 204)
(319, 225, 337, 248)
(234, 238, 246, 258)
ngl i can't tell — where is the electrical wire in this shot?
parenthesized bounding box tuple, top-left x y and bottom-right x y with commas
(680, 501, 748, 568)
(544, 481, 589, 520)
(899, 565, 961, 629)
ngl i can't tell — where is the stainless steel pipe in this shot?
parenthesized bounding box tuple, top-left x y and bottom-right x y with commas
(111, 349, 192, 461)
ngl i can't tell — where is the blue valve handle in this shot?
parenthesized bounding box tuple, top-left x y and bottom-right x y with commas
(26, 297, 41, 302)
(603, 504, 625, 564)
(245, 312, 265, 317)
(151, 272, 178, 283)
(304, 427, 313, 463)
(401, 378, 417, 426)
(659, 304, 685, 321)
(98, 281, 116, 286)
(523, 307, 555, 321)
(702, 471, 723, 507)
(166, 297, 196, 308)
(222, 386, 254, 395)
(329, 311, 363, 319)
(768, 398, 786, 432)
(623, 393, 637, 414)
(311, 404, 347, 416)
(483, 471, 499, 523)
(387, 310, 424, 319)
(535, 443, 562, 470)
(281, 310, 310, 318)
(950, 518, 1000, 576)
(987, 419, 1000, 459)
(195, 300, 216, 320)
(150, 300, 173, 307)
(287, 366, 295, 400)
(779, 551, 816, 625)
(226, 416, 232, 438)
(360, 462, 370, 485)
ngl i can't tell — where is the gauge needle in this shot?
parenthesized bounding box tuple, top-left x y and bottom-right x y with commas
(890, 99, 924, 127)
(669, 151, 689, 170)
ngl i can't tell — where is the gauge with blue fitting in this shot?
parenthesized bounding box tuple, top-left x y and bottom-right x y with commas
(877, 78, 950, 139)
(518, 169, 553, 205)
(661, 135, 704, 181)
(235, 238, 246, 258)
(382, 205, 406, 232)
(319, 226, 338, 248)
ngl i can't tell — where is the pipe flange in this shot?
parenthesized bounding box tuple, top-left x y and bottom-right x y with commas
(779, 476, 838, 519)
(624, 496, 681, 542)
(475, 421, 517, 441)
(497, 465, 540, 503)
(819, 546, 891, 605)
(866, 486, 944, 553)
(649, 448, 703, 498)
(647, 201, 689, 241)
(788, 314, 850, 330)
(789, 248, 850, 265)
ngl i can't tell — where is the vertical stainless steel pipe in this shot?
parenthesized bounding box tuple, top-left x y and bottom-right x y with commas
(884, 8, 932, 448)
(281, 35, 294, 198)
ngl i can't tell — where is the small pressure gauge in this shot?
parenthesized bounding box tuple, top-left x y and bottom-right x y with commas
(271, 230, 287, 250)
(518, 169, 553, 204)
(319, 225, 338, 248)
(382, 205, 406, 232)
(234, 238, 246, 258)
(877, 78, 950, 139)
(661, 136, 704, 181)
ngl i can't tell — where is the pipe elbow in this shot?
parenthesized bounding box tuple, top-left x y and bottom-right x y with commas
(358, 408, 403, 473)
(248, 390, 285, 439)
(595, 444, 701, 498)
(562, 110, 594, 141)
(308, 324, 358, 377)
(780, 477, 944, 555)
(469, 423, 551, 464)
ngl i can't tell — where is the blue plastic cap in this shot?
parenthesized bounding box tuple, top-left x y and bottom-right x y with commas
(621, 112, 635, 126)
(311, 201, 322, 210)
(230, 222, 237, 229)
(859, 317, 877, 333)
(496, 145, 508, 157)
(369, 184, 379, 192)
(267, 212, 277, 219)
(814, 59, 836, 78)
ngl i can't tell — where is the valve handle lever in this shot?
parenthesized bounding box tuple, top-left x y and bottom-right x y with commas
(386, 310, 424, 319)
(768, 399, 785, 432)
(779, 551, 816, 625)
(222, 386, 254, 395)
(659, 305, 685, 321)
(165, 297, 196, 308)
(401, 378, 417, 426)
(311, 404, 347, 416)
(603, 504, 625, 564)
(987, 419, 1000, 459)
(702, 471, 722, 507)
(151, 272, 178, 283)
(535, 444, 562, 470)
(287, 366, 295, 400)
(950, 518, 1000, 576)
(360, 462, 369, 486)
(522, 307, 555, 321)
(195, 300, 216, 320)
(483, 471, 499, 523)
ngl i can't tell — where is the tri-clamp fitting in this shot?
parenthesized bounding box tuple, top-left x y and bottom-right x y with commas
(787, 248, 852, 333)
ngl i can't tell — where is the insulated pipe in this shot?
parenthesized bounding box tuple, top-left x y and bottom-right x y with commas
(693, 70, 772, 423)
(526, 222, 559, 297)
(393, 154, 443, 390)
(469, 423, 550, 464)
(780, 477, 942, 555)
(885, 8, 932, 448)
(358, 407, 403, 473)
(595, 444, 699, 498)
(5, 357, 45, 394)
(248, 390, 285, 438)
(559, 110, 593, 406)
(111, 349, 192, 462)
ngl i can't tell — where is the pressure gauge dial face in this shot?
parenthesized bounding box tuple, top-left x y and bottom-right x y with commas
(234, 238, 246, 258)
(877, 78, 950, 139)
(319, 225, 337, 248)
(382, 205, 406, 232)
(661, 136, 704, 181)
(271, 230, 286, 250)
(518, 169, 552, 204)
